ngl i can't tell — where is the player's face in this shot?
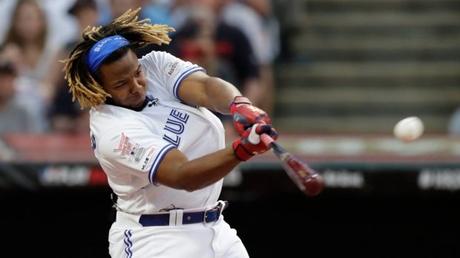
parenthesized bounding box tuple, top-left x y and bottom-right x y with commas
(99, 50, 147, 109)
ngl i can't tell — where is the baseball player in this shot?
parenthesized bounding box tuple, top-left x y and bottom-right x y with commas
(63, 8, 277, 258)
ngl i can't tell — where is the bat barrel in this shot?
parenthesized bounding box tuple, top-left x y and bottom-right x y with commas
(259, 132, 325, 197)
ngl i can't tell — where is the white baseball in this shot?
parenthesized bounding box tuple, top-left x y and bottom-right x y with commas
(393, 116, 424, 142)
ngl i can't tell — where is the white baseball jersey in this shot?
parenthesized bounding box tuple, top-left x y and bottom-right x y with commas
(89, 51, 226, 214)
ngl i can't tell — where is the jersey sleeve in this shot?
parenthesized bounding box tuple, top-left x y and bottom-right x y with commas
(96, 124, 175, 184)
(140, 51, 205, 101)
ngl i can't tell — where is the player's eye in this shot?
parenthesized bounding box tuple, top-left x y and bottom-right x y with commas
(114, 82, 126, 89)
(135, 67, 142, 77)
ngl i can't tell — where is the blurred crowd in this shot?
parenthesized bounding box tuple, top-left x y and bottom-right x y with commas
(0, 0, 280, 135)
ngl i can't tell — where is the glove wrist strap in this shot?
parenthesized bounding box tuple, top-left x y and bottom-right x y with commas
(230, 96, 252, 107)
(232, 140, 253, 161)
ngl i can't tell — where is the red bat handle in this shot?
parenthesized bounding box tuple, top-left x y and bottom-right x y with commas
(260, 133, 275, 147)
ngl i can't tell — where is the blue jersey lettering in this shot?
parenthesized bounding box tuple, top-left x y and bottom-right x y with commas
(163, 109, 189, 147)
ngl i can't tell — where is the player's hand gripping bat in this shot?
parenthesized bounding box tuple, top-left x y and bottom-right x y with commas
(259, 133, 325, 196)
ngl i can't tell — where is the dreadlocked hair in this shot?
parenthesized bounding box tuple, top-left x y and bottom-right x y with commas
(62, 8, 174, 108)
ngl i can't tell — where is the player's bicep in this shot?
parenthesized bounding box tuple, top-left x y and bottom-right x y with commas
(154, 148, 190, 189)
(176, 70, 209, 107)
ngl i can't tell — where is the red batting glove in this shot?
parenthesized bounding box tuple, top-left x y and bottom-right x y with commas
(232, 123, 278, 161)
(230, 96, 272, 136)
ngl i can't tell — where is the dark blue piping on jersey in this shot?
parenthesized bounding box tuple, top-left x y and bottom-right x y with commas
(123, 229, 133, 258)
(173, 66, 205, 102)
(148, 144, 175, 184)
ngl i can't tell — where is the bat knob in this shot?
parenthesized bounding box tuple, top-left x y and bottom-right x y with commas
(303, 174, 325, 197)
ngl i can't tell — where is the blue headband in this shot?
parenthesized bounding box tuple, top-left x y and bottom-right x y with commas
(86, 35, 130, 73)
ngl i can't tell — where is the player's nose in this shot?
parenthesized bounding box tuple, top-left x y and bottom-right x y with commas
(130, 78, 144, 93)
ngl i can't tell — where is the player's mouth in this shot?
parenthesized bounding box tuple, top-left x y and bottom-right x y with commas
(130, 94, 145, 108)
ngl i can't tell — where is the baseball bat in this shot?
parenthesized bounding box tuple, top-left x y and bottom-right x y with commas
(260, 134, 325, 196)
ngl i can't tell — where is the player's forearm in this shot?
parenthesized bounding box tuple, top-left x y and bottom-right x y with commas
(175, 147, 240, 191)
(203, 77, 242, 114)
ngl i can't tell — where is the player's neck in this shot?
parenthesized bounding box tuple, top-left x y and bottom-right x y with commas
(105, 96, 150, 111)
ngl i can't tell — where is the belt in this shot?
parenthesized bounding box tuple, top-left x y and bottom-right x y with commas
(139, 201, 228, 226)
